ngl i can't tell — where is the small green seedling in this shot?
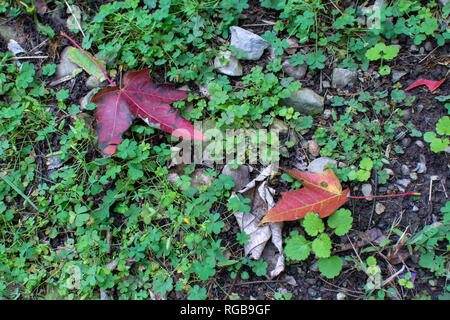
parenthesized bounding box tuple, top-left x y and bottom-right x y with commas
(284, 209, 353, 279)
(398, 272, 415, 289)
(365, 42, 399, 75)
(423, 116, 450, 153)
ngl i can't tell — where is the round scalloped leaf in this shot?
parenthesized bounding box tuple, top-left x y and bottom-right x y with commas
(302, 212, 325, 237)
(284, 234, 311, 261)
(327, 208, 353, 236)
(318, 256, 343, 279)
(311, 233, 331, 258)
(436, 116, 450, 136)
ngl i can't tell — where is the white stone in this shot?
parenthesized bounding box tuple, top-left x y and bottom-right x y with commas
(230, 26, 269, 60)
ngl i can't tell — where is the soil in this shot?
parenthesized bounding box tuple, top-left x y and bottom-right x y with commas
(1, 1, 448, 300)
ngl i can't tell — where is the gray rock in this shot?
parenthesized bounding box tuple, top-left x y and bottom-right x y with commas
(396, 179, 411, 188)
(86, 75, 101, 89)
(0, 25, 19, 43)
(230, 26, 269, 61)
(401, 137, 411, 148)
(270, 118, 289, 135)
(409, 172, 418, 181)
(361, 183, 373, 200)
(391, 70, 407, 83)
(412, 154, 426, 173)
(282, 60, 307, 80)
(401, 165, 410, 176)
(375, 203, 386, 215)
(332, 68, 357, 88)
(222, 164, 250, 192)
(410, 44, 419, 52)
(7, 39, 25, 56)
(280, 88, 324, 116)
(214, 51, 242, 76)
(308, 157, 336, 174)
(56, 46, 81, 78)
(80, 88, 100, 111)
(323, 109, 332, 119)
(424, 41, 433, 52)
(307, 287, 317, 297)
(336, 292, 346, 300)
(322, 80, 331, 88)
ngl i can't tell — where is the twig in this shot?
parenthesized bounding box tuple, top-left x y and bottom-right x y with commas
(441, 179, 448, 198)
(348, 192, 420, 199)
(367, 169, 378, 230)
(237, 279, 286, 286)
(49, 74, 72, 87)
(8, 55, 48, 60)
(418, 46, 439, 64)
(29, 38, 49, 53)
(381, 265, 405, 287)
(329, 0, 344, 15)
(428, 176, 433, 203)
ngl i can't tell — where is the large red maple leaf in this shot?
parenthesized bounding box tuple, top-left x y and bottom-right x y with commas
(91, 69, 206, 156)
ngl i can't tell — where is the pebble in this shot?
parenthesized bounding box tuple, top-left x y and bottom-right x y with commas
(308, 157, 336, 174)
(424, 41, 433, 52)
(336, 292, 346, 300)
(56, 46, 81, 78)
(409, 172, 418, 180)
(270, 118, 289, 135)
(214, 51, 242, 76)
(384, 168, 394, 176)
(80, 88, 100, 110)
(396, 179, 411, 188)
(391, 70, 407, 83)
(86, 75, 101, 89)
(230, 26, 269, 60)
(414, 140, 424, 148)
(332, 68, 357, 88)
(7, 39, 25, 56)
(401, 164, 410, 176)
(323, 109, 332, 119)
(410, 44, 419, 52)
(280, 88, 324, 116)
(222, 164, 250, 192)
(308, 140, 320, 157)
(282, 60, 307, 80)
(412, 205, 419, 212)
(412, 154, 427, 174)
(401, 137, 411, 148)
(307, 288, 317, 297)
(361, 183, 373, 200)
(375, 203, 386, 215)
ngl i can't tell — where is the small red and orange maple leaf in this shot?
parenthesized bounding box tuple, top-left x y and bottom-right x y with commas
(259, 168, 350, 225)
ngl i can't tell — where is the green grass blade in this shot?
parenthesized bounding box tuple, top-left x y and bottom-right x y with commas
(0, 173, 39, 211)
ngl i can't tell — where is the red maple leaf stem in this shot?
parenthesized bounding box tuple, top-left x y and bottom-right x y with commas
(60, 31, 117, 87)
(348, 192, 420, 199)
